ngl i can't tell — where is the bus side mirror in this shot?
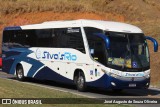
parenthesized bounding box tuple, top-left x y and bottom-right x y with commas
(105, 36, 110, 50)
(93, 33, 110, 49)
(145, 36, 158, 52)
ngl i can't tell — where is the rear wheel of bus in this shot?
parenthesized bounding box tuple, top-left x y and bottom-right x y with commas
(16, 65, 25, 81)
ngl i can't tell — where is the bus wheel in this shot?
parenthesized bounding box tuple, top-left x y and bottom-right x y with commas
(16, 65, 25, 81)
(76, 72, 86, 92)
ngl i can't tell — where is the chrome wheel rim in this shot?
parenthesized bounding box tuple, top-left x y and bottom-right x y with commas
(77, 76, 84, 88)
(17, 69, 23, 79)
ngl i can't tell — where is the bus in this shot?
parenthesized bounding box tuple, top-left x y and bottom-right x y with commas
(2, 19, 158, 92)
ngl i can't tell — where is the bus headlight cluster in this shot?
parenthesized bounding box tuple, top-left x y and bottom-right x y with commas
(110, 73, 118, 78)
(101, 69, 107, 74)
(101, 69, 119, 78)
(146, 82, 149, 86)
(144, 74, 150, 79)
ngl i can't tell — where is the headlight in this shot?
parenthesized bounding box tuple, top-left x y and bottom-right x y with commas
(145, 74, 150, 79)
(110, 73, 118, 78)
(101, 69, 119, 78)
(101, 69, 107, 73)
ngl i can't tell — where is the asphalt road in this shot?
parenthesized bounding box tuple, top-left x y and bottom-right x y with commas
(0, 71, 160, 107)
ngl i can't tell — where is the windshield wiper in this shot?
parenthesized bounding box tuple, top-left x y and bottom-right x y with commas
(122, 44, 131, 70)
(122, 35, 132, 70)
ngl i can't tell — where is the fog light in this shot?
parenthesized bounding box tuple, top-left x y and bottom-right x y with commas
(111, 82, 116, 86)
(146, 83, 149, 86)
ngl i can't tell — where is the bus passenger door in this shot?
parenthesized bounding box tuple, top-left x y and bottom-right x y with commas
(93, 40, 107, 77)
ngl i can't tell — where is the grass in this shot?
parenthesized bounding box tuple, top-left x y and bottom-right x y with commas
(0, 78, 133, 107)
(0, 78, 79, 98)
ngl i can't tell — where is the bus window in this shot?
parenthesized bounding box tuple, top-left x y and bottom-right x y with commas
(84, 27, 106, 65)
(36, 29, 52, 47)
(54, 28, 85, 53)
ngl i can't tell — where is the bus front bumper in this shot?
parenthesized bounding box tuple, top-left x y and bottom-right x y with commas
(87, 74, 150, 89)
(106, 74, 150, 89)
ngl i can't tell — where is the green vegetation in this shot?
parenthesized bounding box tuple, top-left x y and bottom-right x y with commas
(0, 78, 79, 98)
(0, 78, 132, 107)
(0, 0, 160, 21)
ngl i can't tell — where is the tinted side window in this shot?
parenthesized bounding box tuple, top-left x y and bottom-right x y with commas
(24, 30, 37, 47)
(3, 30, 14, 43)
(84, 27, 104, 52)
(14, 30, 28, 47)
(3, 30, 29, 48)
(84, 27, 107, 65)
(66, 28, 85, 53)
(3, 28, 85, 53)
(3, 30, 14, 51)
(35, 29, 52, 47)
(54, 28, 85, 53)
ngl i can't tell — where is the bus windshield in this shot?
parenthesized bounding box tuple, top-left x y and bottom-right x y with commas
(107, 32, 150, 71)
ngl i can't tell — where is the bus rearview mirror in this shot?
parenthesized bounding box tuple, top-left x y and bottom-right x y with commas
(145, 36, 158, 52)
(93, 33, 110, 49)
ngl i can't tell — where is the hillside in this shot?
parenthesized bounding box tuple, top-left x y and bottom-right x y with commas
(0, 0, 160, 86)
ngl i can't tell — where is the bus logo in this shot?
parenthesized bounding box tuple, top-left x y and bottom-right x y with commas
(35, 49, 41, 59)
(35, 49, 77, 61)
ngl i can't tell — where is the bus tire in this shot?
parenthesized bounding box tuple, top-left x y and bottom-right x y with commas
(75, 71, 86, 92)
(16, 65, 25, 81)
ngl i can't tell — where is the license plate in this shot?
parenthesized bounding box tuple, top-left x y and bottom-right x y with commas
(129, 84, 136, 87)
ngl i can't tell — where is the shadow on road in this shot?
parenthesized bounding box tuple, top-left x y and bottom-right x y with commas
(8, 76, 160, 97)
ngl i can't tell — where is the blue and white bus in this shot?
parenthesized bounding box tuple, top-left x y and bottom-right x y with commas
(2, 19, 158, 91)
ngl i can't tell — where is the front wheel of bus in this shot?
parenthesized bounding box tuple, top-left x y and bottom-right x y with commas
(16, 65, 25, 81)
(76, 72, 86, 92)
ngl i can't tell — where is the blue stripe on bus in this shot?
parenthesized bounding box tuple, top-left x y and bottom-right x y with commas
(2, 48, 33, 74)
(34, 67, 74, 84)
(4, 26, 22, 31)
(10, 54, 44, 77)
(26, 59, 44, 77)
(2, 48, 28, 74)
(3, 48, 71, 82)
(87, 74, 150, 89)
(87, 74, 109, 89)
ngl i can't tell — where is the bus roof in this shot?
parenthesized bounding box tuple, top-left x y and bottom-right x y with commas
(4, 19, 143, 33)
